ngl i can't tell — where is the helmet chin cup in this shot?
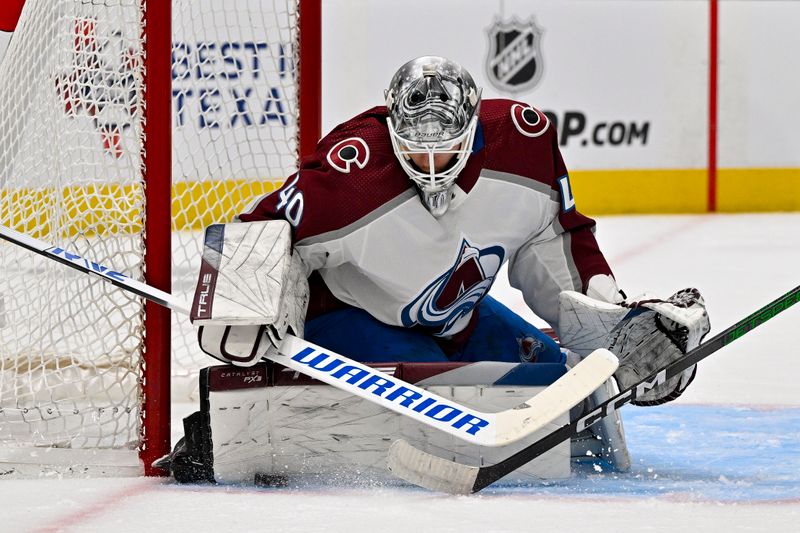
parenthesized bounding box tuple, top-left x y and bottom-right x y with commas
(420, 189, 451, 218)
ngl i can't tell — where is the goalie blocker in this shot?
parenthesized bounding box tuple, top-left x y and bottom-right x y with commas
(191, 220, 310, 366)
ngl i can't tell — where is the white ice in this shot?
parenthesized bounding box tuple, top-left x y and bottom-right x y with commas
(2, 213, 799, 533)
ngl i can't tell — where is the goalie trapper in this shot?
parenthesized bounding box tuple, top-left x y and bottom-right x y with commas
(558, 287, 711, 406)
(154, 359, 631, 485)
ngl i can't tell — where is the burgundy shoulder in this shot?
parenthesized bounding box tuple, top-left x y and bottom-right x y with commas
(241, 107, 412, 242)
(479, 99, 553, 144)
(478, 98, 560, 188)
(309, 106, 395, 175)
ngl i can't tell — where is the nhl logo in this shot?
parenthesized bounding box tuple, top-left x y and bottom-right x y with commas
(485, 17, 544, 94)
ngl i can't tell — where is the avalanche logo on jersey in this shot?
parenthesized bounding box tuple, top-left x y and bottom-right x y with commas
(401, 239, 505, 336)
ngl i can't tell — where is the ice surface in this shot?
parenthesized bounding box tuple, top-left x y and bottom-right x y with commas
(2, 214, 800, 532)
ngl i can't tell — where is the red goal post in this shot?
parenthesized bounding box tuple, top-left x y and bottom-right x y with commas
(0, 0, 321, 476)
(0, 0, 26, 32)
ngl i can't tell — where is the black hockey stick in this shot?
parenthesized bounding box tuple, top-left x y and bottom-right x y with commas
(388, 285, 800, 494)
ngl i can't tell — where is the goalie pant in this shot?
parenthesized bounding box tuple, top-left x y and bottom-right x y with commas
(190, 220, 569, 367)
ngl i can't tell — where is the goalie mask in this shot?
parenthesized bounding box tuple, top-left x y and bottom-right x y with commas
(385, 56, 481, 216)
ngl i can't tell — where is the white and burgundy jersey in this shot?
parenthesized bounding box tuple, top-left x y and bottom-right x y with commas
(239, 99, 613, 337)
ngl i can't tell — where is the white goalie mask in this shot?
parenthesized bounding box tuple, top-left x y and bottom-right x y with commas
(385, 56, 481, 216)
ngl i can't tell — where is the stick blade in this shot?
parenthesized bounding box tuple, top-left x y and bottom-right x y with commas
(492, 348, 619, 445)
(388, 349, 620, 493)
(388, 439, 478, 495)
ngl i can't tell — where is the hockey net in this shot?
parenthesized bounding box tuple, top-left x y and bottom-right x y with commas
(0, 0, 319, 475)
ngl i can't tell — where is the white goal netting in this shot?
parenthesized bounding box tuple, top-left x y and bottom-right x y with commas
(0, 0, 303, 472)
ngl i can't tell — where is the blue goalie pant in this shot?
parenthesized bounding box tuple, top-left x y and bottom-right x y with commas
(304, 295, 565, 365)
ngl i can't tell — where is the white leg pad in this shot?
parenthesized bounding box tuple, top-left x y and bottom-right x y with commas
(202, 363, 572, 485)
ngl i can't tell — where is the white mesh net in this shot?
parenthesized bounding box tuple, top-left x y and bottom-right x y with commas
(0, 0, 301, 471)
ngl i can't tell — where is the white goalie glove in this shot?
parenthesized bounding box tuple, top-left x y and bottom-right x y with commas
(190, 220, 310, 367)
(558, 279, 711, 406)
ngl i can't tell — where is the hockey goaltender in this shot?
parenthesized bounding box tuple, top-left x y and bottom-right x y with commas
(156, 56, 710, 487)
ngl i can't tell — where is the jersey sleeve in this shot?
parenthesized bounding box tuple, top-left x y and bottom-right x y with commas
(500, 103, 615, 331)
(236, 167, 325, 271)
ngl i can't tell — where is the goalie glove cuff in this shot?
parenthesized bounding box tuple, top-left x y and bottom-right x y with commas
(586, 274, 627, 305)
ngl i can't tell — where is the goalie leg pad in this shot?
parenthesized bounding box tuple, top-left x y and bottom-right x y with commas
(570, 377, 631, 472)
(168, 362, 575, 484)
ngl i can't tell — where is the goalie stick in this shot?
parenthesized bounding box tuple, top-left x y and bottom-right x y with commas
(0, 223, 617, 448)
(388, 284, 800, 494)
